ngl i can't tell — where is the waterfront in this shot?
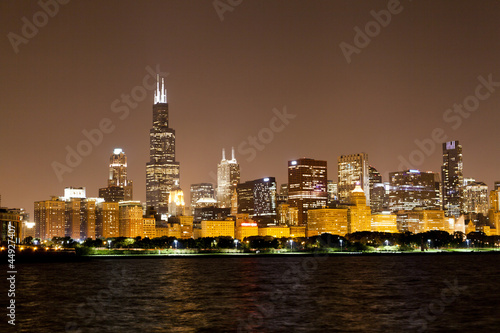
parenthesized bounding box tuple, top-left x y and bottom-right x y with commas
(7, 253, 500, 332)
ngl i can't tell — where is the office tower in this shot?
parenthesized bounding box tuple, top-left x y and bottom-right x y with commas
(95, 201, 119, 238)
(216, 147, 240, 208)
(190, 183, 215, 214)
(146, 75, 180, 214)
(338, 153, 370, 205)
(0, 208, 21, 244)
(34, 197, 65, 240)
(441, 141, 463, 218)
(277, 184, 288, 205)
(371, 212, 398, 233)
(236, 177, 277, 218)
(463, 181, 489, 215)
(495, 182, 500, 190)
(108, 148, 133, 200)
(65, 198, 82, 240)
(388, 170, 441, 211)
(119, 201, 143, 238)
(370, 183, 387, 213)
(99, 186, 124, 203)
(327, 180, 338, 205)
(368, 165, 382, 209)
(81, 198, 99, 240)
(168, 188, 185, 217)
(288, 158, 328, 225)
(277, 203, 299, 226)
(348, 185, 372, 233)
(488, 189, 500, 232)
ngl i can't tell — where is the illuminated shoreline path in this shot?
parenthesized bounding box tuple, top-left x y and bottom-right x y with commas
(146, 75, 180, 214)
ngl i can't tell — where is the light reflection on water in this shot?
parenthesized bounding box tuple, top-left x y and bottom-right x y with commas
(11, 254, 500, 332)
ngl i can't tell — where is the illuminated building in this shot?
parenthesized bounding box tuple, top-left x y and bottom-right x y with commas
(347, 185, 372, 233)
(307, 208, 348, 237)
(99, 185, 124, 203)
(146, 75, 180, 214)
(277, 203, 299, 226)
(338, 153, 370, 205)
(290, 226, 306, 238)
(235, 218, 259, 240)
(488, 189, 500, 233)
(109, 148, 133, 200)
(96, 201, 119, 238)
(327, 180, 338, 205)
(201, 220, 235, 238)
(65, 198, 82, 240)
(216, 147, 240, 208)
(258, 225, 290, 238)
(288, 158, 328, 225)
(388, 170, 441, 211)
(155, 226, 169, 238)
(237, 177, 277, 218)
(143, 217, 156, 239)
(119, 201, 143, 238)
(371, 183, 388, 213)
(441, 141, 463, 218)
(396, 209, 446, 233)
(168, 188, 185, 217)
(371, 212, 398, 233)
(462, 181, 489, 215)
(34, 197, 65, 240)
(190, 183, 215, 214)
(0, 208, 21, 244)
(193, 206, 230, 228)
(81, 198, 100, 240)
(179, 215, 194, 239)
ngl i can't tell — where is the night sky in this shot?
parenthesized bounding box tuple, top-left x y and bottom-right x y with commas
(1, 0, 499, 219)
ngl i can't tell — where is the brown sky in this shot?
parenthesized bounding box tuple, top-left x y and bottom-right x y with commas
(1, 0, 499, 219)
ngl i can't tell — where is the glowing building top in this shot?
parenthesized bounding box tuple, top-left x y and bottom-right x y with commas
(154, 74, 167, 104)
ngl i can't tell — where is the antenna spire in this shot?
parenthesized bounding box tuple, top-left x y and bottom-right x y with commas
(231, 146, 235, 160)
(222, 148, 226, 160)
(154, 75, 167, 104)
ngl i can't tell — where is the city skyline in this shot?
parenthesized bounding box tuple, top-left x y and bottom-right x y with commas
(1, 1, 499, 220)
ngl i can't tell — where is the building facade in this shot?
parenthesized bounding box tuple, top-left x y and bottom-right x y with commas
(441, 141, 463, 217)
(216, 148, 240, 208)
(288, 158, 328, 225)
(146, 75, 180, 214)
(388, 169, 441, 211)
(338, 153, 370, 205)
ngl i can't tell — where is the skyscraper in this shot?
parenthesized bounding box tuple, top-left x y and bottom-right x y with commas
(462, 181, 489, 215)
(108, 148, 133, 200)
(236, 177, 277, 218)
(441, 141, 463, 218)
(288, 158, 328, 225)
(338, 153, 370, 205)
(146, 75, 180, 214)
(216, 148, 240, 208)
(190, 183, 215, 214)
(388, 169, 441, 212)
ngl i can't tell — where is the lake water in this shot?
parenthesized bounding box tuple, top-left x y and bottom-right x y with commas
(6, 253, 500, 332)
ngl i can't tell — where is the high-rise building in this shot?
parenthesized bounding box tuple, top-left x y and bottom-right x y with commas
(388, 170, 441, 211)
(307, 208, 349, 237)
(338, 153, 370, 205)
(119, 201, 144, 238)
(236, 177, 277, 218)
(288, 158, 328, 225)
(34, 197, 65, 240)
(463, 181, 489, 215)
(327, 180, 338, 205)
(96, 201, 119, 238)
(441, 141, 463, 218)
(168, 188, 185, 217)
(190, 183, 215, 214)
(108, 148, 133, 200)
(81, 198, 100, 240)
(146, 75, 180, 214)
(216, 148, 240, 208)
(368, 165, 382, 210)
(0, 208, 21, 244)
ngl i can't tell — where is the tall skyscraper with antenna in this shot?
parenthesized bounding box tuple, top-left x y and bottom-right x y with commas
(146, 75, 180, 214)
(217, 147, 240, 208)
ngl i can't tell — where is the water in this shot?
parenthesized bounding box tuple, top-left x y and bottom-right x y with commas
(5, 253, 500, 332)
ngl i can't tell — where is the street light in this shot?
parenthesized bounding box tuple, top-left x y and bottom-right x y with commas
(427, 239, 431, 250)
(340, 239, 343, 252)
(173, 240, 178, 249)
(385, 240, 389, 247)
(289, 239, 293, 251)
(466, 239, 470, 249)
(107, 240, 111, 250)
(234, 239, 238, 250)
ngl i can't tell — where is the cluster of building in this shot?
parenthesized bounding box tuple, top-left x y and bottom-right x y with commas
(1, 75, 499, 244)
